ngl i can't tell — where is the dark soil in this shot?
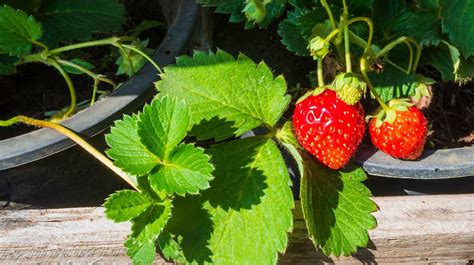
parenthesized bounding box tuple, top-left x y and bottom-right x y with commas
(213, 14, 474, 149)
(0, 0, 165, 140)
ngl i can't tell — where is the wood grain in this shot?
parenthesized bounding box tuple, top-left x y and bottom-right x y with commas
(0, 194, 473, 264)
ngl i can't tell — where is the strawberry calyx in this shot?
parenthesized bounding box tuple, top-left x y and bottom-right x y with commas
(331, 72, 366, 105)
(296, 86, 329, 104)
(369, 98, 414, 128)
(308, 36, 329, 59)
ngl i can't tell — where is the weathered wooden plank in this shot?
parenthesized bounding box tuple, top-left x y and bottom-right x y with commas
(0, 194, 473, 264)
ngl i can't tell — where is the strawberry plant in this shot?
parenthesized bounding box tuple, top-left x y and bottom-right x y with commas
(0, 1, 157, 120)
(0, 49, 378, 263)
(2, 0, 463, 263)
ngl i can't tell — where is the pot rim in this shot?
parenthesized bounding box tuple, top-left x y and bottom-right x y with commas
(0, 0, 198, 171)
(354, 144, 474, 179)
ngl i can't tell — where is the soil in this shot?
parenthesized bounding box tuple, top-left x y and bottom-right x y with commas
(213, 14, 474, 149)
(0, 0, 166, 140)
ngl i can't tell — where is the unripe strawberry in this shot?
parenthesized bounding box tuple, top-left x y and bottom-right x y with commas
(293, 89, 365, 169)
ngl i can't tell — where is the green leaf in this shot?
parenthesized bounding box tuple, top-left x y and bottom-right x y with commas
(158, 231, 186, 263)
(157, 50, 290, 138)
(125, 241, 156, 265)
(422, 45, 474, 82)
(0, 4, 42, 55)
(0, 0, 42, 14)
(368, 65, 418, 102)
(278, 8, 329, 56)
(37, 0, 125, 47)
(106, 115, 159, 176)
(167, 137, 294, 264)
(0, 54, 19, 75)
(125, 199, 173, 264)
(390, 4, 442, 46)
(138, 97, 213, 196)
(148, 143, 214, 196)
(197, 0, 246, 23)
(300, 155, 377, 256)
(62, 58, 95, 75)
(138, 96, 190, 161)
(440, 0, 474, 57)
(104, 190, 152, 222)
(116, 39, 154, 77)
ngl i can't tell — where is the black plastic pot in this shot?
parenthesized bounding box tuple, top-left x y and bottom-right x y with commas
(0, 0, 197, 171)
(355, 144, 474, 179)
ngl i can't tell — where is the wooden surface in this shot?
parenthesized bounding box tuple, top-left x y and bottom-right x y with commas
(0, 194, 473, 264)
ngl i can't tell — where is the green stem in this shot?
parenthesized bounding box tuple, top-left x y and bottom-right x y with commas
(324, 28, 343, 43)
(385, 59, 410, 74)
(320, 0, 337, 29)
(31, 40, 49, 52)
(402, 40, 414, 74)
(360, 57, 388, 111)
(406, 38, 422, 73)
(57, 59, 115, 87)
(48, 37, 134, 55)
(342, 0, 351, 73)
(317, 56, 324, 87)
(116, 43, 136, 75)
(347, 17, 373, 58)
(121, 44, 163, 74)
(320, 0, 345, 60)
(49, 59, 77, 118)
(0, 116, 138, 190)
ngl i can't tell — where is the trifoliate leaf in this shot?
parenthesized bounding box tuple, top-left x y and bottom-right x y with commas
(104, 190, 152, 222)
(440, 0, 474, 57)
(167, 137, 294, 264)
(37, 0, 125, 47)
(158, 231, 186, 263)
(0, 5, 42, 55)
(116, 39, 154, 77)
(62, 58, 95, 75)
(0, 54, 19, 75)
(368, 65, 418, 102)
(300, 155, 377, 256)
(138, 97, 190, 160)
(149, 143, 214, 196)
(157, 50, 290, 138)
(106, 115, 159, 176)
(137, 97, 214, 196)
(125, 199, 172, 264)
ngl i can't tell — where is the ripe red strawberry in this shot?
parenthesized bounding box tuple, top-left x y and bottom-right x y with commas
(293, 89, 365, 169)
(369, 103, 427, 160)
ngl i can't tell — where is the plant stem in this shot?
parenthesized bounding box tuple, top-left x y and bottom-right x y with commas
(406, 38, 422, 73)
(0, 116, 138, 190)
(56, 59, 115, 105)
(49, 59, 77, 118)
(31, 40, 49, 52)
(360, 57, 388, 111)
(121, 44, 163, 74)
(347, 17, 373, 57)
(320, 0, 336, 29)
(317, 56, 324, 87)
(342, 0, 351, 73)
(320, 0, 345, 60)
(403, 40, 414, 74)
(48, 37, 134, 55)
